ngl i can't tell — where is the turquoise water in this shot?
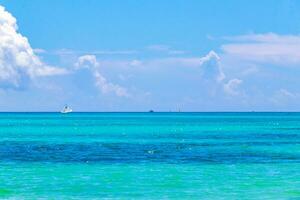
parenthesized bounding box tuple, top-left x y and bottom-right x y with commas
(0, 112, 299, 199)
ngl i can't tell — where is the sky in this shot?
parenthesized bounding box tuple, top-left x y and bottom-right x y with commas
(0, 0, 300, 111)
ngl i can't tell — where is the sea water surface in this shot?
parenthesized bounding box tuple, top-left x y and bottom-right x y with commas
(0, 112, 299, 199)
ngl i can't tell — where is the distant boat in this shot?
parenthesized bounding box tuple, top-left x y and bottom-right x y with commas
(61, 105, 72, 114)
(149, 110, 154, 113)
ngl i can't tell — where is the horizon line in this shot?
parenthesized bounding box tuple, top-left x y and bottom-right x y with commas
(0, 111, 299, 113)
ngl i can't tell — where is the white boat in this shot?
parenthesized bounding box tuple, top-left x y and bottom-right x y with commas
(61, 105, 73, 113)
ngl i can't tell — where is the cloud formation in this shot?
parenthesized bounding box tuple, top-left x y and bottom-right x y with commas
(95, 51, 244, 98)
(224, 78, 243, 96)
(222, 33, 300, 65)
(0, 6, 66, 89)
(199, 51, 225, 82)
(75, 55, 129, 97)
(270, 89, 299, 106)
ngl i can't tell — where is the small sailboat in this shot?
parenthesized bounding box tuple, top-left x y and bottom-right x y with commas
(61, 105, 73, 114)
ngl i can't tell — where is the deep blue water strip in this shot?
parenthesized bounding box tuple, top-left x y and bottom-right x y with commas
(0, 142, 299, 164)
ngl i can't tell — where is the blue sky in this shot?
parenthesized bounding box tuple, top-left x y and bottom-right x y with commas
(0, 0, 300, 111)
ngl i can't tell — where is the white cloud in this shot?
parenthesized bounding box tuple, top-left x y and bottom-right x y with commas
(277, 89, 296, 98)
(75, 55, 99, 69)
(108, 51, 226, 85)
(270, 89, 298, 105)
(199, 51, 225, 82)
(0, 6, 66, 89)
(224, 33, 300, 43)
(73, 51, 247, 105)
(222, 33, 300, 65)
(93, 51, 228, 91)
(131, 51, 224, 81)
(75, 55, 129, 97)
(224, 78, 243, 96)
(197, 52, 243, 96)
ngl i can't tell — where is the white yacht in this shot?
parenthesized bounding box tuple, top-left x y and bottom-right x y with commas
(61, 105, 73, 114)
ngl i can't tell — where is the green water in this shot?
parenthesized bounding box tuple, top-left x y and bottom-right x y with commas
(0, 112, 299, 199)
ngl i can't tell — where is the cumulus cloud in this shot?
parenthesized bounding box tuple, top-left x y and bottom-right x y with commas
(96, 51, 226, 82)
(93, 51, 233, 94)
(0, 6, 66, 89)
(222, 33, 300, 65)
(195, 51, 245, 96)
(193, 51, 244, 96)
(153, 51, 225, 82)
(224, 78, 243, 96)
(75, 55, 129, 97)
(199, 51, 225, 82)
(74, 51, 246, 100)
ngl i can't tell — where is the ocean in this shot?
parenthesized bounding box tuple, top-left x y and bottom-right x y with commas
(0, 112, 299, 199)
